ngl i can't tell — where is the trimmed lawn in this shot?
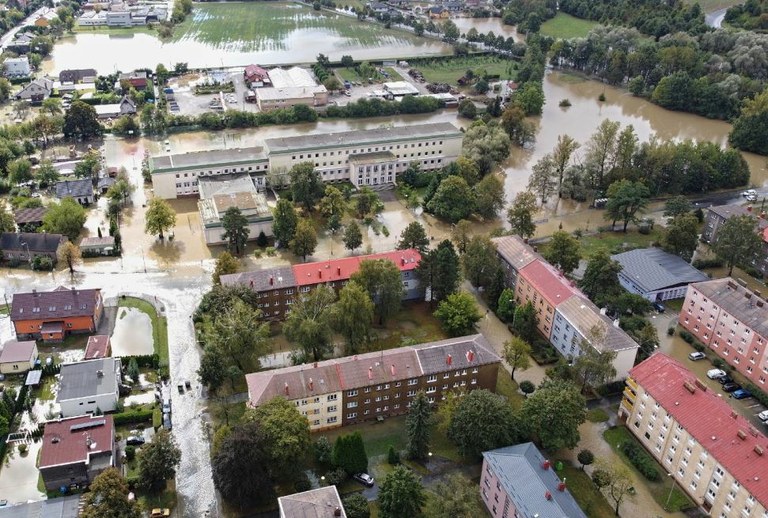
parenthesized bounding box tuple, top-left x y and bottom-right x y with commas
(336, 66, 403, 83)
(603, 427, 694, 513)
(575, 228, 663, 257)
(410, 55, 516, 85)
(685, 0, 741, 11)
(496, 372, 525, 410)
(555, 460, 615, 518)
(540, 12, 598, 39)
(118, 297, 169, 367)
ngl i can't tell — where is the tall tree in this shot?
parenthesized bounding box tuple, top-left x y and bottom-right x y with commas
(511, 302, 538, 344)
(144, 198, 177, 239)
(416, 239, 460, 304)
(273, 198, 298, 247)
(552, 134, 580, 196)
(290, 162, 323, 211)
(451, 219, 472, 254)
(330, 281, 374, 354)
(579, 250, 623, 305)
(448, 389, 524, 458)
(221, 207, 250, 255)
(427, 176, 475, 223)
(663, 195, 692, 217)
(473, 174, 505, 219)
(351, 259, 403, 325)
(461, 120, 512, 175)
(56, 241, 81, 274)
(244, 398, 311, 477)
(8, 158, 32, 185)
(332, 432, 368, 475)
(542, 230, 581, 275)
(80, 469, 141, 518)
(572, 339, 618, 394)
(454, 156, 480, 186)
(427, 473, 484, 518)
(355, 187, 382, 218)
(663, 213, 699, 262)
(434, 292, 481, 337)
(343, 221, 363, 251)
(283, 284, 336, 361)
(595, 459, 635, 516)
(212, 251, 239, 285)
(203, 299, 270, 380)
(63, 100, 102, 139)
(0, 204, 14, 233)
(527, 154, 557, 205)
(522, 379, 586, 450)
(136, 429, 181, 492)
(343, 494, 371, 518)
(503, 336, 531, 380)
(461, 235, 499, 288)
(397, 221, 429, 253)
(712, 214, 763, 275)
(319, 185, 346, 219)
(604, 179, 650, 232)
(507, 191, 538, 238)
(36, 160, 60, 187)
(43, 198, 86, 241)
(496, 288, 516, 322)
(405, 391, 432, 460)
(378, 465, 426, 518)
(290, 218, 318, 261)
(585, 119, 620, 190)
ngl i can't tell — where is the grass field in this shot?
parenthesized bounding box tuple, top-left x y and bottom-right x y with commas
(172, 2, 411, 50)
(336, 66, 403, 83)
(410, 55, 516, 85)
(575, 228, 663, 257)
(540, 12, 598, 39)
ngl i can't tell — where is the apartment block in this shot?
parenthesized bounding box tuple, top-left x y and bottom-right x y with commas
(678, 278, 768, 386)
(246, 334, 500, 431)
(491, 235, 538, 290)
(703, 204, 768, 277)
(619, 353, 768, 517)
(221, 249, 421, 321)
(515, 259, 580, 339)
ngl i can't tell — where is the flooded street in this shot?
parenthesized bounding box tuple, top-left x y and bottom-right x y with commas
(111, 307, 154, 356)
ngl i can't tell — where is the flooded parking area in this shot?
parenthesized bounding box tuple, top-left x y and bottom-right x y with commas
(111, 307, 154, 356)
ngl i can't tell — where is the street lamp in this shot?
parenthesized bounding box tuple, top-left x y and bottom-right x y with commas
(664, 472, 675, 511)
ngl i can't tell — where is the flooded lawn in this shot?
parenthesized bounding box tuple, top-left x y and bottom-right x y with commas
(111, 307, 154, 356)
(0, 440, 45, 504)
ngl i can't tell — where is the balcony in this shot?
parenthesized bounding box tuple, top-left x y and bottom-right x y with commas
(626, 377, 638, 391)
(623, 387, 637, 402)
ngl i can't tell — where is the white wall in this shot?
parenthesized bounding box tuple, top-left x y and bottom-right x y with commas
(60, 392, 117, 418)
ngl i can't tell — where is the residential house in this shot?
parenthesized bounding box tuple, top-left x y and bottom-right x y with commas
(702, 203, 768, 276)
(369, 2, 390, 14)
(6, 33, 35, 55)
(80, 236, 116, 256)
(97, 176, 115, 193)
(278, 486, 346, 518)
(3, 56, 30, 77)
(0, 495, 81, 517)
(221, 249, 422, 321)
(33, 8, 59, 27)
(59, 69, 98, 84)
(84, 335, 111, 360)
(15, 78, 53, 103)
(481, 443, 587, 518)
(612, 248, 709, 302)
(247, 334, 500, 431)
(0, 340, 38, 374)
(57, 357, 121, 417)
(94, 96, 137, 120)
(428, 6, 450, 17)
(39, 415, 115, 491)
(13, 206, 48, 231)
(244, 64, 270, 88)
(443, 1, 463, 12)
(678, 278, 768, 386)
(10, 287, 103, 342)
(55, 178, 95, 205)
(118, 71, 148, 90)
(0, 232, 65, 265)
(618, 353, 768, 517)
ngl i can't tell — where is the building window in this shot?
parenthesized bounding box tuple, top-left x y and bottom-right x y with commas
(327, 394, 337, 401)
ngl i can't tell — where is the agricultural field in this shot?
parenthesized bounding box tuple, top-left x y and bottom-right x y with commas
(540, 13, 598, 39)
(409, 55, 516, 85)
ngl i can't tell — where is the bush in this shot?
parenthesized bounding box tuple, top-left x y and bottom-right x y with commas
(113, 408, 153, 426)
(325, 467, 348, 486)
(17, 443, 27, 455)
(387, 445, 400, 465)
(621, 441, 660, 481)
(152, 407, 162, 430)
(667, 327, 675, 336)
(692, 258, 723, 269)
(679, 330, 694, 344)
(314, 436, 332, 465)
(125, 445, 136, 461)
(519, 380, 535, 396)
(745, 383, 768, 407)
(293, 471, 312, 492)
(32, 256, 53, 271)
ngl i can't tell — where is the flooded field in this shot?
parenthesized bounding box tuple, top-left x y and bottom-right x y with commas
(452, 16, 519, 37)
(111, 307, 154, 356)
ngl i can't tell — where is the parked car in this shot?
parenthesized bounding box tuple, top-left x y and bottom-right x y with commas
(162, 400, 171, 414)
(717, 375, 734, 385)
(353, 473, 375, 487)
(126, 435, 145, 446)
(707, 369, 727, 379)
(758, 410, 768, 421)
(163, 413, 172, 430)
(652, 301, 666, 313)
(688, 352, 706, 361)
(732, 389, 753, 400)
(151, 509, 170, 518)
(722, 382, 741, 392)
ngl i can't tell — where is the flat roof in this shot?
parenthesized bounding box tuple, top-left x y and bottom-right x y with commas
(612, 248, 708, 293)
(268, 66, 318, 89)
(690, 278, 768, 338)
(151, 147, 267, 173)
(264, 122, 462, 154)
(57, 357, 118, 402)
(256, 85, 326, 102)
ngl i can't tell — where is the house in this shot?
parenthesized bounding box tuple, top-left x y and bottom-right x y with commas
(0, 340, 38, 374)
(481, 443, 587, 518)
(0, 232, 65, 265)
(678, 278, 768, 386)
(94, 96, 137, 119)
(428, 6, 450, 17)
(618, 353, 768, 517)
(443, 1, 463, 11)
(221, 249, 422, 320)
(197, 174, 273, 246)
(118, 71, 148, 90)
(33, 7, 59, 27)
(10, 287, 103, 342)
(14, 206, 48, 231)
(278, 486, 346, 518)
(611, 248, 709, 302)
(59, 68, 98, 84)
(244, 64, 270, 88)
(256, 85, 329, 112)
(369, 2, 390, 14)
(84, 335, 111, 360)
(97, 176, 116, 193)
(702, 203, 768, 276)
(3, 56, 30, 77)
(55, 178, 95, 205)
(15, 78, 53, 103)
(6, 33, 35, 55)
(79, 236, 116, 256)
(0, 495, 81, 517)
(39, 415, 115, 491)
(57, 357, 121, 417)
(247, 334, 500, 431)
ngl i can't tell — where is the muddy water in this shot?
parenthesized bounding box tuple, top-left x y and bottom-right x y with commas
(111, 307, 154, 356)
(0, 440, 45, 504)
(452, 17, 518, 38)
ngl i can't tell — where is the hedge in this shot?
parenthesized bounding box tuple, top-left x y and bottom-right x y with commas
(622, 441, 661, 481)
(745, 383, 768, 407)
(113, 409, 153, 426)
(152, 408, 162, 430)
(121, 354, 159, 369)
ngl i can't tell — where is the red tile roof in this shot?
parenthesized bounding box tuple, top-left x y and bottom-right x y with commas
(292, 249, 421, 287)
(84, 335, 111, 360)
(518, 259, 579, 307)
(629, 353, 768, 507)
(40, 415, 114, 468)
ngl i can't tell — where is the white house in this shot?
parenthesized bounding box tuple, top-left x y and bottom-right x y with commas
(3, 56, 31, 77)
(0, 340, 38, 374)
(57, 357, 121, 417)
(15, 78, 53, 103)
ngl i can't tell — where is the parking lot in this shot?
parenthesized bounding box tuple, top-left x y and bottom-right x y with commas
(167, 69, 257, 117)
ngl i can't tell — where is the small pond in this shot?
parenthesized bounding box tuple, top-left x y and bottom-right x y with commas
(111, 307, 154, 356)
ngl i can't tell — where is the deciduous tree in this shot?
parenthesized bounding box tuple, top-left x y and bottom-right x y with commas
(663, 195, 692, 217)
(552, 134, 580, 196)
(343, 493, 370, 518)
(527, 154, 556, 205)
(577, 449, 595, 470)
(595, 459, 635, 516)
(57, 241, 81, 274)
(136, 429, 181, 492)
(585, 119, 620, 190)
(290, 218, 318, 260)
(343, 221, 363, 251)
(378, 465, 425, 518)
(503, 336, 531, 380)
(0, 204, 14, 233)
(221, 207, 250, 255)
(284, 284, 336, 361)
(461, 235, 499, 288)
(507, 191, 538, 238)
(604, 179, 650, 232)
(496, 288, 515, 322)
(35, 160, 59, 187)
(522, 378, 586, 450)
(331, 281, 374, 354)
(542, 230, 581, 275)
(244, 397, 311, 477)
(712, 214, 762, 275)
(473, 174, 504, 219)
(212, 251, 239, 285)
(434, 292, 481, 337)
(290, 162, 323, 211)
(451, 219, 472, 254)
(355, 187, 382, 218)
(397, 221, 429, 253)
(144, 198, 176, 239)
(427, 176, 475, 223)
(8, 158, 32, 185)
(319, 185, 346, 219)
(448, 389, 524, 458)
(461, 121, 512, 175)
(43, 198, 86, 241)
(663, 213, 699, 262)
(63, 100, 102, 139)
(427, 473, 484, 518)
(273, 198, 298, 247)
(81, 468, 141, 518)
(579, 250, 623, 306)
(351, 259, 403, 325)
(572, 330, 618, 393)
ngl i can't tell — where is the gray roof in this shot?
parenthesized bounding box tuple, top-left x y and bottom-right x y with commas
(483, 443, 587, 518)
(25, 369, 42, 386)
(14, 207, 48, 225)
(556, 296, 639, 353)
(221, 265, 296, 293)
(692, 278, 768, 339)
(0, 495, 81, 518)
(57, 357, 119, 402)
(612, 248, 709, 293)
(492, 235, 538, 273)
(0, 232, 64, 254)
(55, 179, 93, 199)
(414, 334, 499, 374)
(278, 486, 346, 518)
(150, 147, 267, 173)
(264, 122, 462, 154)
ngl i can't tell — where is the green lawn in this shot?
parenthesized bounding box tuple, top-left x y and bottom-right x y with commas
(556, 461, 615, 518)
(586, 408, 610, 423)
(118, 297, 169, 367)
(410, 55, 516, 85)
(372, 301, 448, 351)
(0, 303, 8, 315)
(496, 372, 525, 410)
(575, 228, 663, 257)
(540, 12, 598, 39)
(172, 2, 416, 50)
(336, 66, 403, 84)
(603, 427, 694, 513)
(684, 0, 741, 12)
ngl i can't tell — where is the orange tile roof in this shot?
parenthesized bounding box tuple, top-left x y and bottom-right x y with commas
(292, 249, 420, 287)
(518, 259, 579, 307)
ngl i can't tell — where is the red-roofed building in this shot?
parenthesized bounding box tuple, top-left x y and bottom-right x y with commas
(515, 259, 579, 339)
(39, 415, 115, 491)
(619, 353, 768, 516)
(84, 335, 111, 360)
(244, 65, 270, 87)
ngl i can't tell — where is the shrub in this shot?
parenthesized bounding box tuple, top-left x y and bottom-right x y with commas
(293, 471, 312, 492)
(667, 327, 675, 336)
(692, 258, 723, 269)
(519, 380, 535, 396)
(125, 445, 136, 461)
(325, 467, 348, 486)
(314, 436, 332, 465)
(17, 443, 27, 455)
(745, 383, 768, 407)
(113, 408, 153, 426)
(679, 330, 694, 344)
(621, 441, 660, 481)
(693, 342, 705, 352)
(387, 445, 400, 465)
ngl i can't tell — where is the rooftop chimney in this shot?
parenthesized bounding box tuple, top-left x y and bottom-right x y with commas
(466, 350, 475, 362)
(390, 364, 396, 376)
(683, 381, 696, 394)
(337, 267, 341, 275)
(269, 276, 273, 286)
(401, 258, 406, 266)
(446, 354, 452, 366)
(368, 367, 373, 380)
(600, 307, 607, 316)
(250, 279, 254, 288)
(318, 270, 322, 279)
(308, 378, 314, 391)
(545, 491, 552, 500)
(613, 318, 620, 328)
(755, 445, 764, 456)
(284, 382, 289, 395)
(558, 481, 567, 492)
(738, 429, 747, 440)
(731, 411, 738, 419)
(694, 379, 707, 391)
(334, 508, 342, 517)
(96, 370, 103, 378)
(542, 460, 551, 470)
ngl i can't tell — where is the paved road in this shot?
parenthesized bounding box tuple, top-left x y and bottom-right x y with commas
(0, 7, 48, 51)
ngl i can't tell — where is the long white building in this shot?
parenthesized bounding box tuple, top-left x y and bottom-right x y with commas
(149, 123, 464, 199)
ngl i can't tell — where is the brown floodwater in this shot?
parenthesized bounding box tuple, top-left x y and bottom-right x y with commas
(452, 16, 519, 38)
